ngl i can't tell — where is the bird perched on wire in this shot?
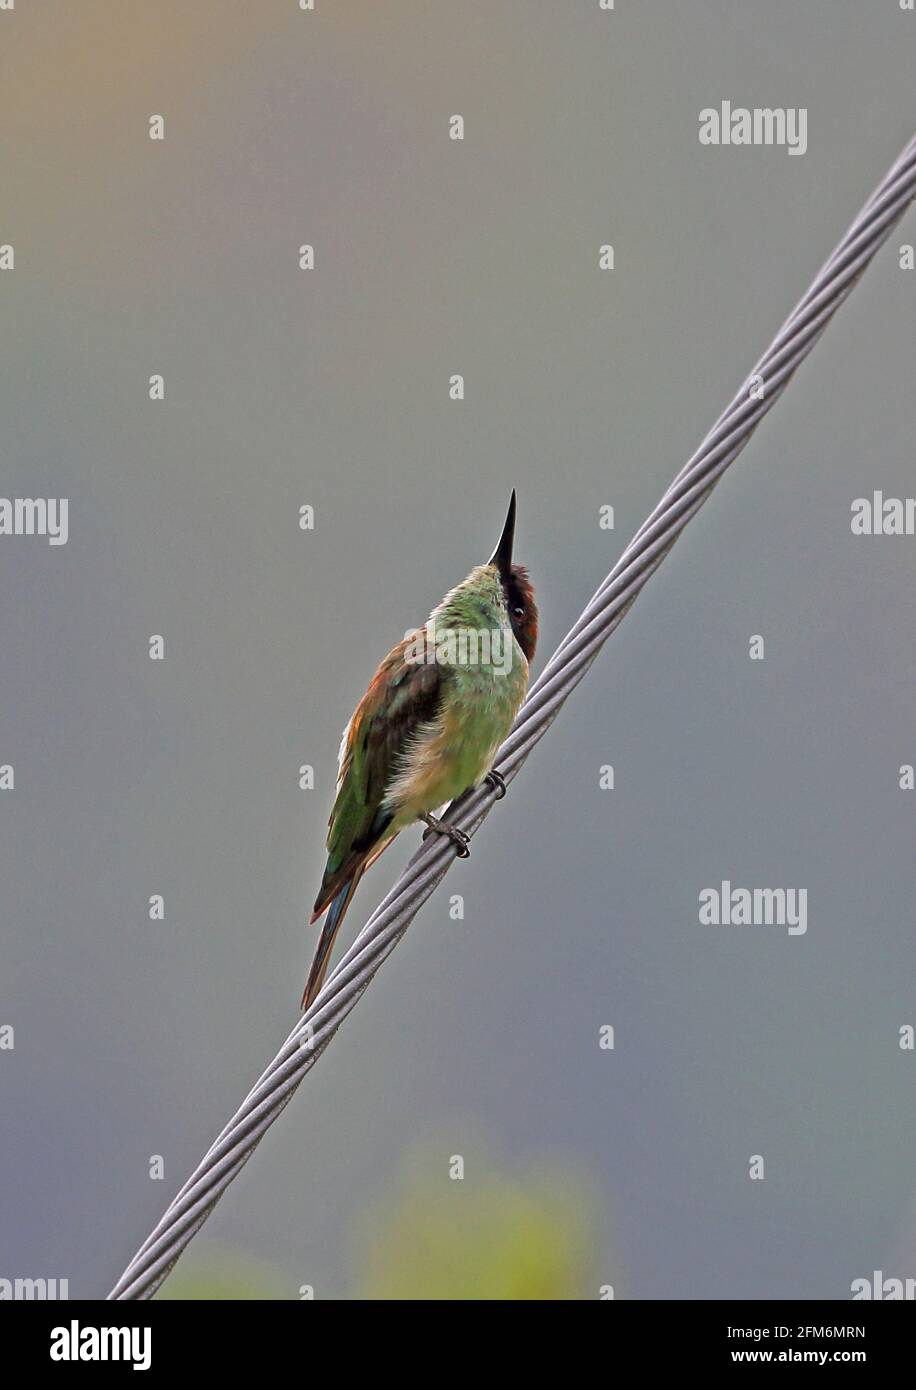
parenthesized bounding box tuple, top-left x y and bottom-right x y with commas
(301, 491, 537, 1011)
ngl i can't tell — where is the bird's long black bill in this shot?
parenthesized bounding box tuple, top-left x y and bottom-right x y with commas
(487, 489, 516, 582)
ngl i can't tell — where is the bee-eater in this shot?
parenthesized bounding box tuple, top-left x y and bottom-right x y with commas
(302, 491, 537, 1010)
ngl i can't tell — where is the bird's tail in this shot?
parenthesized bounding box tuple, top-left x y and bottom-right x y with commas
(301, 871, 363, 1012)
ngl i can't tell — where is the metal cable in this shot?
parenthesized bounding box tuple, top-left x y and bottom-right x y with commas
(107, 131, 916, 1300)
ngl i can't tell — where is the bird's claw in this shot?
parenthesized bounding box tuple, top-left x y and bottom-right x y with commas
(485, 769, 508, 800)
(422, 815, 471, 857)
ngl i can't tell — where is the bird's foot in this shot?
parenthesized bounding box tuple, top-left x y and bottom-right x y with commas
(421, 813, 471, 857)
(485, 769, 508, 799)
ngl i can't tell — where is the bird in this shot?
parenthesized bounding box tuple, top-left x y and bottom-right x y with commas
(301, 490, 537, 1011)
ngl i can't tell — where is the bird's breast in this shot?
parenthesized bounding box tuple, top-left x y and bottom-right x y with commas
(385, 658, 527, 825)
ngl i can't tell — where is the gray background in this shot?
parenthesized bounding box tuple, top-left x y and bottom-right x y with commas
(1, 0, 914, 1298)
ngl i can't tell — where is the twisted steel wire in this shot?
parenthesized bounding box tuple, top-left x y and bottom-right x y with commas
(107, 131, 916, 1300)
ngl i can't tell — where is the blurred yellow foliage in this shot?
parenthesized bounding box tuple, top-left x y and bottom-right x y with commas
(354, 1146, 600, 1300)
(157, 1250, 288, 1301)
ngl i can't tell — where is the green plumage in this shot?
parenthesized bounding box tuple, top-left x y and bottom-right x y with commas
(302, 492, 537, 1010)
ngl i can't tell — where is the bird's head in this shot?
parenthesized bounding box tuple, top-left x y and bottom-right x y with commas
(487, 490, 538, 663)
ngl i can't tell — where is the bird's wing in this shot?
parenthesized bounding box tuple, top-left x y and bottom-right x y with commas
(311, 637, 443, 919)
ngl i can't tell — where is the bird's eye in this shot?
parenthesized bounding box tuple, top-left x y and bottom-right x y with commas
(513, 605, 524, 618)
